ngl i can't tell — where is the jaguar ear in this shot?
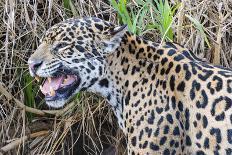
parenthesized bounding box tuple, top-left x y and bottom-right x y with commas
(100, 25, 128, 55)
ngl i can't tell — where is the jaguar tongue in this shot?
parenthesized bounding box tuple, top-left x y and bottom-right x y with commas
(40, 76, 65, 95)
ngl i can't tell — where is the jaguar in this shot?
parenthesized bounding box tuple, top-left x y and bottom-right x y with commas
(28, 17, 232, 155)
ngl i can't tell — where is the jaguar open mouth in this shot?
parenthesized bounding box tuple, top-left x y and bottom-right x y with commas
(37, 75, 81, 101)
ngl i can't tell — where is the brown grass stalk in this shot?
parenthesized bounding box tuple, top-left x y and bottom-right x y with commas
(177, 1, 185, 43)
(0, 130, 49, 154)
(0, 84, 62, 116)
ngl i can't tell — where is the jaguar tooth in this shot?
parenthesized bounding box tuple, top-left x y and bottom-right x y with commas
(63, 78, 68, 84)
(50, 86, 55, 96)
(48, 77, 52, 83)
(35, 76, 40, 82)
(40, 85, 46, 94)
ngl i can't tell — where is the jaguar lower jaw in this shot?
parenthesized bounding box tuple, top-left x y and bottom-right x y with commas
(37, 74, 81, 108)
(45, 82, 81, 108)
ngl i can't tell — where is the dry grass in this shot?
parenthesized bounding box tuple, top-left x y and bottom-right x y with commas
(0, 0, 231, 155)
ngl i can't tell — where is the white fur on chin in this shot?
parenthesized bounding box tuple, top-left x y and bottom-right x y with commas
(46, 99, 66, 108)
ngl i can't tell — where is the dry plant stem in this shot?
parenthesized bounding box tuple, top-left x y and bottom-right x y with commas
(0, 84, 60, 116)
(213, 3, 231, 65)
(177, 1, 185, 43)
(54, 100, 77, 117)
(213, 3, 223, 65)
(0, 130, 49, 154)
(49, 116, 76, 154)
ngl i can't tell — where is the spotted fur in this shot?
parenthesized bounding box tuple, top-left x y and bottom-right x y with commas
(28, 17, 232, 155)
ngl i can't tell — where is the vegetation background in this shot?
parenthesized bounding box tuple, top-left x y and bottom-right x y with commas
(0, 0, 231, 154)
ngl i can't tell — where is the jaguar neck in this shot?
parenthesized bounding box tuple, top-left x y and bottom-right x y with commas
(88, 74, 125, 129)
(88, 32, 162, 130)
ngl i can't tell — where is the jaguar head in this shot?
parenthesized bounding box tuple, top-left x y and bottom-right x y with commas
(28, 17, 127, 108)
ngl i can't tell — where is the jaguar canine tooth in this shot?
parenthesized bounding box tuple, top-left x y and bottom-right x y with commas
(35, 76, 40, 82)
(50, 86, 55, 96)
(40, 85, 46, 95)
(48, 77, 52, 83)
(63, 78, 68, 84)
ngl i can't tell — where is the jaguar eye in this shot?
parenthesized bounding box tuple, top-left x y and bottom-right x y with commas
(53, 42, 69, 51)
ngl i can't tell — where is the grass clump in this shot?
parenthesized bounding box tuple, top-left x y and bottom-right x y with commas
(22, 72, 36, 120)
(185, 14, 211, 48)
(111, 0, 180, 41)
(63, 0, 78, 17)
(151, 0, 180, 41)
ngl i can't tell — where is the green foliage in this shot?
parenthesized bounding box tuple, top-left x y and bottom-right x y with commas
(63, 0, 78, 17)
(139, 0, 180, 41)
(130, 1, 151, 34)
(151, 0, 180, 41)
(185, 14, 211, 47)
(110, 0, 180, 41)
(110, 0, 133, 32)
(22, 72, 37, 120)
(74, 91, 81, 102)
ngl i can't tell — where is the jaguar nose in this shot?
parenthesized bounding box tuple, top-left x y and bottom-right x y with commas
(28, 59, 43, 76)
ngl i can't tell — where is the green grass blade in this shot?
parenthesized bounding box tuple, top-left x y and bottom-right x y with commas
(185, 14, 211, 47)
(63, 0, 78, 17)
(131, 2, 149, 34)
(152, 0, 174, 41)
(110, 0, 133, 31)
(23, 72, 36, 120)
